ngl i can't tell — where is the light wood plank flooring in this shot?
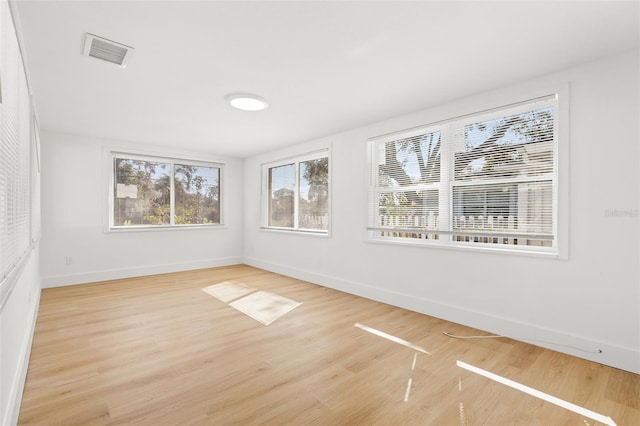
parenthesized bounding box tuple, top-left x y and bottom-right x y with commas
(19, 265, 639, 425)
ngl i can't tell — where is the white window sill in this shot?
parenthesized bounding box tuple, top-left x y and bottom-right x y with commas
(107, 224, 228, 233)
(260, 226, 330, 238)
(366, 237, 563, 259)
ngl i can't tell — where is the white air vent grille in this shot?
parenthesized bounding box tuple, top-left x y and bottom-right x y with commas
(83, 33, 134, 67)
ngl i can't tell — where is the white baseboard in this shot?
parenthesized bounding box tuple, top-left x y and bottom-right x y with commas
(41, 257, 243, 288)
(5, 289, 40, 426)
(243, 256, 640, 375)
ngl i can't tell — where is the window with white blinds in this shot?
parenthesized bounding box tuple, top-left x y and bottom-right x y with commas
(368, 95, 559, 255)
(1, 0, 38, 300)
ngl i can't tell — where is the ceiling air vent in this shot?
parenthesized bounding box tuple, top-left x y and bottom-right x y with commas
(83, 33, 134, 68)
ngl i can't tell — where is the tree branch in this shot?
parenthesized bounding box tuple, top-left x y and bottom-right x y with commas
(454, 116, 521, 171)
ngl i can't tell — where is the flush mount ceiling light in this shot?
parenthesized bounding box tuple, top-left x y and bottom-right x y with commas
(225, 93, 268, 111)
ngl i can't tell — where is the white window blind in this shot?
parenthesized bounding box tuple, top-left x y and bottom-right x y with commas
(451, 105, 555, 247)
(368, 95, 559, 255)
(374, 128, 442, 239)
(1, 0, 35, 292)
(30, 114, 41, 240)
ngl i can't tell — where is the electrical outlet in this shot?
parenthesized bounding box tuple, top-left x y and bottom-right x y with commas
(65, 256, 73, 265)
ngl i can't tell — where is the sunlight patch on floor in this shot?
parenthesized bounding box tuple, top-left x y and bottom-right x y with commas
(229, 291, 302, 326)
(354, 322, 431, 354)
(202, 281, 255, 303)
(456, 360, 617, 426)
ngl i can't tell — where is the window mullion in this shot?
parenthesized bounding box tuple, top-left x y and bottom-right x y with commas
(294, 162, 300, 230)
(170, 162, 176, 226)
(439, 123, 456, 243)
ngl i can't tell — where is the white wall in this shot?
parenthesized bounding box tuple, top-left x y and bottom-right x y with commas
(40, 131, 244, 287)
(0, 250, 40, 426)
(243, 49, 640, 374)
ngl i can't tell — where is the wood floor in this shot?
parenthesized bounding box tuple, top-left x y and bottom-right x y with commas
(19, 265, 639, 425)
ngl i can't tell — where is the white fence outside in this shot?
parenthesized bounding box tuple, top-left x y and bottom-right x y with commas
(299, 214, 329, 230)
(377, 214, 551, 247)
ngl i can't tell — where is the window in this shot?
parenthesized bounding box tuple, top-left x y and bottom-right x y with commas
(1, 0, 36, 299)
(110, 153, 223, 229)
(368, 95, 560, 255)
(262, 150, 329, 233)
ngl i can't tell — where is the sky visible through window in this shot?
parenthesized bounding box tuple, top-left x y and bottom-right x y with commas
(119, 161, 219, 193)
(463, 106, 554, 175)
(384, 106, 553, 182)
(176, 165, 219, 193)
(270, 163, 295, 194)
(269, 163, 314, 202)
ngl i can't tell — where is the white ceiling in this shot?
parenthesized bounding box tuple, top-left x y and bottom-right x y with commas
(13, 0, 640, 158)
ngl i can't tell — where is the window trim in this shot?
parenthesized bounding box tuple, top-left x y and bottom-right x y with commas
(106, 149, 226, 232)
(367, 88, 568, 258)
(260, 148, 331, 235)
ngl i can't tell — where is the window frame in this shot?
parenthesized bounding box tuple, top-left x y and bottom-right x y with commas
(367, 92, 566, 257)
(261, 148, 330, 235)
(107, 150, 225, 231)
